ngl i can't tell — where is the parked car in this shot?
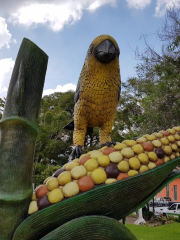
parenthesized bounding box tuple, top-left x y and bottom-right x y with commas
(163, 203, 180, 218)
(149, 201, 168, 216)
(149, 200, 176, 216)
(159, 197, 171, 201)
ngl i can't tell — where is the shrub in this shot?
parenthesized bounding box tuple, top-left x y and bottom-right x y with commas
(175, 215, 180, 223)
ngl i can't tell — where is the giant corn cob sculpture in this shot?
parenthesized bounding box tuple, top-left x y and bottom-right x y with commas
(1, 36, 180, 240)
(13, 128, 180, 239)
(27, 127, 180, 213)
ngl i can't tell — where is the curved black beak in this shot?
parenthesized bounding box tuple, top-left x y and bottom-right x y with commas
(95, 39, 116, 63)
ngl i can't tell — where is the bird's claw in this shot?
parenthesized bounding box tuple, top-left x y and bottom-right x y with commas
(101, 141, 116, 147)
(69, 145, 83, 161)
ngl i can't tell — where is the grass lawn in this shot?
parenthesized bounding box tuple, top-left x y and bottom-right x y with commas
(127, 222, 180, 240)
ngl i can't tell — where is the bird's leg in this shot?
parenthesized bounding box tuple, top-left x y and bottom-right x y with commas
(99, 121, 116, 147)
(69, 119, 87, 161)
(69, 145, 83, 161)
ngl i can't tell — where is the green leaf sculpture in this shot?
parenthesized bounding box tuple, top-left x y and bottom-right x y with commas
(0, 38, 48, 240)
(40, 216, 137, 240)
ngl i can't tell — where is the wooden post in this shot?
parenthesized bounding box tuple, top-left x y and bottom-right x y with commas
(122, 217, 126, 226)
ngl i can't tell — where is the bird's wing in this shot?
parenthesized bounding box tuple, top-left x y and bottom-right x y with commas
(118, 83, 121, 101)
(74, 63, 87, 103)
(74, 77, 81, 103)
(63, 120, 74, 130)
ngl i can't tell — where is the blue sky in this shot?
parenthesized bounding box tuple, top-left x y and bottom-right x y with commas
(0, 0, 178, 98)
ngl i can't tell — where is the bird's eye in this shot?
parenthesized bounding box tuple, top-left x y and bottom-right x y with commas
(88, 45, 94, 56)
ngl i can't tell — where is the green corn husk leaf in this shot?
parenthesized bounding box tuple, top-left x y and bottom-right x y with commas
(13, 157, 180, 240)
(40, 215, 137, 240)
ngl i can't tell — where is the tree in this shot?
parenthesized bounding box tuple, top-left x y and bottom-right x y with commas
(121, 5, 180, 136)
(43, 140, 69, 163)
(34, 91, 75, 162)
(113, 79, 144, 140)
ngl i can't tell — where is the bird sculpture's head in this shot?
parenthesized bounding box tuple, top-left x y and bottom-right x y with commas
(85, 34, 120, 65)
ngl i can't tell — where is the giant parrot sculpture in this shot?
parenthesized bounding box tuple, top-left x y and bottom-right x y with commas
(64, 35, 121, 159)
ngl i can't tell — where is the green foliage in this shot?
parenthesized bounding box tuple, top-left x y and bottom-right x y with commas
(35, 91, 75, 162)
(34, 163, 47, 175)
(168, 215, 175, 221)
(175, 215, 180, 223)
(113, 79, 144, 140)
(118, 6, 180, 137)
(34, 163, 61, 187)
(32, 91, 75, 182)
(43, 140, 69, 163)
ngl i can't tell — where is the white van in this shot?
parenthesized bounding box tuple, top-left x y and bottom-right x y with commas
(163, 203, 180, 218)
(149, 201, 169, 216)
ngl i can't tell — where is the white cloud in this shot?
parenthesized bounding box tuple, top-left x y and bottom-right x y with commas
(1, 0, 179, 31)
(0, 0, 49, 14)
(8, 0, 117, 32)
(0, 59, 76, 98)
(0, 58, 15, 98)
(88, 1, 101, 11)
(126, 0, 152, 9)
(43, 83, 76, 96)
(155, 0, 180, 17)
(10, 3, 81, 32)
(125, 0, 179, 16)
(0, 17, 12, 49)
